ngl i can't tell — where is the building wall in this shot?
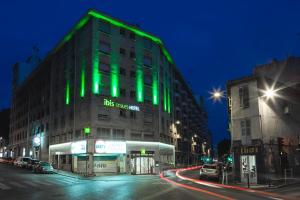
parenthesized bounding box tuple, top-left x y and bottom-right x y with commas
(228, 57, 300, 183)
(9, 10, 210, 168)
(229, 79, 261, 143)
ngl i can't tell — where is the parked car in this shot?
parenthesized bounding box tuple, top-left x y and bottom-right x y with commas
(0, 157, 7, 164)
(34, 162, 54, 174)
(199, 164, 221, 180)
(15, 157, 32, 168)
(1, 157, 13, 164)
(27, 159, 39, 169)
(8, 158, 15, 165)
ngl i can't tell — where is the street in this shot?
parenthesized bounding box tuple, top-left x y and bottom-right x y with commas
(0, 164, 298, 200)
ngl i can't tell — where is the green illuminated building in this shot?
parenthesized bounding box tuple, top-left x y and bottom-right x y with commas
(10, 9, 211, 174)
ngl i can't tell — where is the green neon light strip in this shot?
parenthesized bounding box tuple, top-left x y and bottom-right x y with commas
(92, 54, 100, 94)
(65, 80, 70, 105)
(80, 57, 85, 97)
(163, 82, 167, 111)
(136, 38, 144, 102)
(111, 64, 119, 97)
(111, 29, 120, 97)
(152, 74, 158, 105)
(136, 69, 143, 102)
(92, 21, 101, 95)
(88, 10, 173, 64)
(167, 87, 171, 113)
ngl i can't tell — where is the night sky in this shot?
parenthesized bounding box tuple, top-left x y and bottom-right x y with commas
(1, 0, 300, 147)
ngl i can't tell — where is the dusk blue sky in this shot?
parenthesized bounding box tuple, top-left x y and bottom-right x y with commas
(1, 0, 300, 147)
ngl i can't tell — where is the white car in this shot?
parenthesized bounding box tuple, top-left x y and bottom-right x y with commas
(15, 157, 32, 168)
(199, 164, 221, 180)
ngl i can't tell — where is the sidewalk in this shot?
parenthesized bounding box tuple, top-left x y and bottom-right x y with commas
(228, 178, 300, 190)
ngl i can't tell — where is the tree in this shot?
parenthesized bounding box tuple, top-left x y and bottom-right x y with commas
(217, 139, 231, 160)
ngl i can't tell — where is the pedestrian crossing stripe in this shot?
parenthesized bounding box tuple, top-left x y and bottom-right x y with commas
(0, 182, 11, 190)
(8, 181, 26, 188)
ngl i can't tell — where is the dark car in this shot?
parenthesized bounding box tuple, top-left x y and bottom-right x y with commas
(27, 159, 39, 170)
(34, 162, 54, 174)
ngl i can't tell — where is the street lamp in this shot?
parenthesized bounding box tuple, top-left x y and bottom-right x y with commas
(262, 87, 277, 100)
(175, 120, 181, 125)
(209, 88, 225, 102)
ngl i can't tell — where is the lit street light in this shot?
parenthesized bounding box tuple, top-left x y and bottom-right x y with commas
(209, 87, 225, 102)
(262, 87, 277, 100)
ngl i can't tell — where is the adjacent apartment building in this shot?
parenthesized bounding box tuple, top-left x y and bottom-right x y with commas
(9, 10, 211, 175)
(227, 57, 300, 184)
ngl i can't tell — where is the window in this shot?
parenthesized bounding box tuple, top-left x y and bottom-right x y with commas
(99, 41, 111, 54)
(120, 88, 126, 97)
(98, 114, 110, 120)
(240, 119, 251, 136)
(144, 134, 154, 141)
(120, 67, 126, 76)
(130, 70, 136, 78)
(239, 85, 249, 108)
(130, 51, 136, 59)
(143, 56, 152, 66)
(131, 133, 141, 140)
(130, 32, 135, 40)
(130, 111, 136, 119)
(99, 62, 110, 73)
(120, 48, 126, 56)
(143, 38, 152, 49)
(130, 91, 136, 98)
(119, 109, 126, 118)
(97, 128, 110, 138)
(75, 130, 81, 138)
(113, 129, 125, 139)
(99, 21, 111, 34)
(120, 28, 126, 35)
(144, 75, 152, 85)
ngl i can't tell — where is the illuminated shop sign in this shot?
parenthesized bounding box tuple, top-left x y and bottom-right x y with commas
(95, 141, 126, 154)
(71, 141, 87, 154)
(103, 98, 140, 111)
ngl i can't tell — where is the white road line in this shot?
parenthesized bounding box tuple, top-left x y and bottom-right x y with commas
(23, 181, 39, 187)
(0, 182, 11, 190)
(9, 181, 26, 188)
(54, 179, 74, 184)
(268, 197, 283, 200)
(33, 180, 52, 186)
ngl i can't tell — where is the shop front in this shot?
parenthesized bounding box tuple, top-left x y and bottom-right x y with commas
(49, 140, 175, 176)
(233, 145, 264, 184)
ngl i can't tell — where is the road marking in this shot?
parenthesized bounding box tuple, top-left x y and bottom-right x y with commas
(9, 181, 26, 188)
(54, 179, 74, 184)
(34, 180, 52, 186)
(23, 181, 39, 187)
(268, 197, 283, 200)
(0, 182, 11, 190)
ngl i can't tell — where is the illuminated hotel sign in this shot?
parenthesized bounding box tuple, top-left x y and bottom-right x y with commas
(103, 99, 140, 111)
(95, 141, 126, 154)
(71, 141, 87, 154)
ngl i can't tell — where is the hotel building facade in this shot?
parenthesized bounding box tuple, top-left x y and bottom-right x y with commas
(9, 10, 211, 175)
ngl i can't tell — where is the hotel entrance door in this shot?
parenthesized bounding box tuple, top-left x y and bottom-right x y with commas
(131, 152, 155, 174)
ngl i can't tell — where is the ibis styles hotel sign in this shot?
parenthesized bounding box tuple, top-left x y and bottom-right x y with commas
(103, 98, 140, 111)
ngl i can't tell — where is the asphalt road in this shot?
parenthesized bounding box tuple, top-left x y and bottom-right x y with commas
(0, 163, 298, 200)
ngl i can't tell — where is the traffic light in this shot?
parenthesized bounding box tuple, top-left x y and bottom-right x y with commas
(226, 155, 233, 163)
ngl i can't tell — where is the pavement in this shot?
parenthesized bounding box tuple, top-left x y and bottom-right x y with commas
(1, 163, 300, 200)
